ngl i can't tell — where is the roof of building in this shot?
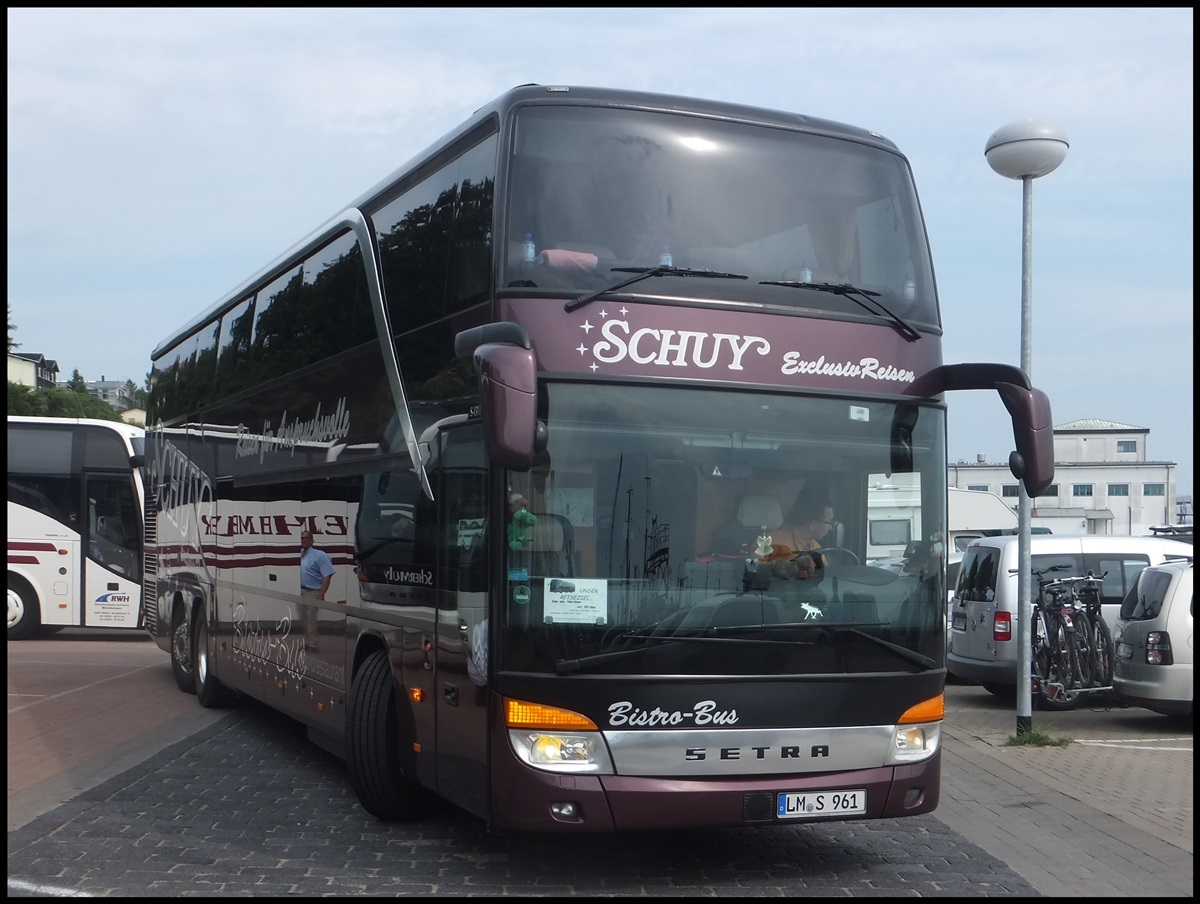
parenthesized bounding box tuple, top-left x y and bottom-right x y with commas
(10, 352, 60, 369)
(1054, 418, 1147, 432)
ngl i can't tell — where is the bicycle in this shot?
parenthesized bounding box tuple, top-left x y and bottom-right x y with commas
(1031, 569, 1114, 710)
(1030, 567, 1078, 710)
(1073, 572, 1114, 692)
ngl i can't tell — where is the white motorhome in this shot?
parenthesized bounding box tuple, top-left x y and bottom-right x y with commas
(947, 488, 1018, 551)
(867, 484, 1018, 560)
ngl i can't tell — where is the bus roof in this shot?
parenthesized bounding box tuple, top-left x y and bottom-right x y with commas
(151, 84, 906, 360)
(7, 415, 144, 440)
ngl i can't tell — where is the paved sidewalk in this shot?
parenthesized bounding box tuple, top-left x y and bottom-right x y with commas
(936, 681, 1192, 897)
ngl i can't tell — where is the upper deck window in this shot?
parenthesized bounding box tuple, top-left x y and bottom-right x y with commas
(504, 104, 939, 330)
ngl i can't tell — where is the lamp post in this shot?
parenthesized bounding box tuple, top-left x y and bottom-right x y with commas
(985, 120, 1068, 735)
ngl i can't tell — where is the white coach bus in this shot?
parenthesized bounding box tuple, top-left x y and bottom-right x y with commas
(7, 416, 145, 638)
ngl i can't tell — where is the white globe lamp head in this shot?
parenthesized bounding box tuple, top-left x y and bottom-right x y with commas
(985, 120, 1069, 180)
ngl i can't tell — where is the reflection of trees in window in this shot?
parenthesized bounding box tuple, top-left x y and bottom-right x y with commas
(192, 319, 221, 410)
(396, 323, 476, 407)
(374, 131, 497, 336)
(152, 132, 497, 423)
(210, 234, 376, 399)
(294, 232, 374, 362)
(376, 178, 456, 337)
(250, 266, 303, 384)
(445, 175, 493, 313)
(149, 337, 196, 423)
(216, 295, 254, 399)
(445, 135, 497, 314)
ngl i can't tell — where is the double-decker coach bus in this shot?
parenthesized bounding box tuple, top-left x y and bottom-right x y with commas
(8, 416, 145, 638)
(143, 84, 1054, 832)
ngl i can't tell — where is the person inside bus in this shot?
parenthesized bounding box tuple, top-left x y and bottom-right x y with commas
(761, 492, 835, 579)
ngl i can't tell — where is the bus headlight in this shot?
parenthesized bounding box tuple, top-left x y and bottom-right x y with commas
(885, 722, 942, 764)
(504, 697, 614, 774)
(509, 730, 613, 773)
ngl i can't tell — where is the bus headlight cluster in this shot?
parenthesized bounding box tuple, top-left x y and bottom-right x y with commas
(504, 697, 614, 774)
(883, 693, 943, 764)
(885, 722, 942, 764)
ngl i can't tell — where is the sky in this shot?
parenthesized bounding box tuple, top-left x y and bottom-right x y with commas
(7, 8, 1193, 494)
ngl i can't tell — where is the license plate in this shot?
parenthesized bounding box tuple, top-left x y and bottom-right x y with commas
(952, 612, 967, 630)
(777, 789, 866, 818)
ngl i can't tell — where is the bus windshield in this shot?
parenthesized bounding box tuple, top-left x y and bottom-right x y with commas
(498, 383, 947, 677)
(504, 104, 938, 330)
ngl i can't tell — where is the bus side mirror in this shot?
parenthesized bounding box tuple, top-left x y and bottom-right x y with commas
(995, 382, 1054, 497)
(456, 324, 541, 471)
(473, 342, 539, 471)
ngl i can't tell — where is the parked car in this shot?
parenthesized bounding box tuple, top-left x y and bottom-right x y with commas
(946, 534, 1193, 708)
(1111, 559, 1193, 717)
(945, 550, 963, 651)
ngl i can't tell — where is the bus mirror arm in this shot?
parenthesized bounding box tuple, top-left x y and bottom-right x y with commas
(454, 322, 531, 358)
(900, 363, 1055, 498)
(473, 342, 540, 471)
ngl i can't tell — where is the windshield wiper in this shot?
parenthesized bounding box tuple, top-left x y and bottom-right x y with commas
(565, 266, 748, 313)
(839, 627, 937, 671)
(758, 280, 922, 342)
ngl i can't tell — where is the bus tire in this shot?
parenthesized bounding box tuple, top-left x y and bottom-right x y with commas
(347, 650, 421, 821)
(194, 614, 238, 708)
(7, 575, 41, 640)
(170, 603, 197, 694)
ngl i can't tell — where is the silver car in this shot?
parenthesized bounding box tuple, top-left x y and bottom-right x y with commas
(1112, 559, 1193, 717)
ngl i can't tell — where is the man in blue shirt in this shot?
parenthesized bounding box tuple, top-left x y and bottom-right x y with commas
(300, 530, 335, 601)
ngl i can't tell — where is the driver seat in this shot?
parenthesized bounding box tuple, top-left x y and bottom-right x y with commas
(713, 495, 783, 557)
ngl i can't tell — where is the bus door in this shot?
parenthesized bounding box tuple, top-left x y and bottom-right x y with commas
(429, 423, 492, 818)
(81, 473, 142, 628)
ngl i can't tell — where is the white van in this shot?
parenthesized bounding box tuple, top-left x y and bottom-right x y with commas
(1111, 559, 1193, 717)
(946, 534, 1193, 705)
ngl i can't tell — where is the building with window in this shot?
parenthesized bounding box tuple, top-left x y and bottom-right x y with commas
(52, 375, 138, 412)
(7, 352, 60, 389)
(948, 419, 1183, 537)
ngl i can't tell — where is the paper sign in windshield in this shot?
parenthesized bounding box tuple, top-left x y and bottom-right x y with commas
(543, 578, 608, 625)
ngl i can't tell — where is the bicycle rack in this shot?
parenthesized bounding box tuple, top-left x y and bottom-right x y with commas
(1031, 677, 1114, 699)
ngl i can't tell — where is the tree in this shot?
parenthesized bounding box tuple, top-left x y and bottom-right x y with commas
(8, 380, 47, 415)
(133, 373, 151, 409)
(67, 369, 89, 393)
(43, 387, 121, 420)
(6, 380, 120, 421)
(7, 303, 17, 352)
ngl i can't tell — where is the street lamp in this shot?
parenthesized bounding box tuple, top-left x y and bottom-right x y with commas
(985, 120, 1068, 735)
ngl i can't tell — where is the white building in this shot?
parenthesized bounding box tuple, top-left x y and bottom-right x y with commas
(948, 419, 1184, 537)
(7, 352, 60, 389)
(51, 374, 137, 412)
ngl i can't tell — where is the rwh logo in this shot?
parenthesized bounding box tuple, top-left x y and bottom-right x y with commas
(96, 592, 132, 603)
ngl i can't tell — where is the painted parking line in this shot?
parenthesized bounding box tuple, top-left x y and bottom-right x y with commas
(1074, 738, 1192, 750)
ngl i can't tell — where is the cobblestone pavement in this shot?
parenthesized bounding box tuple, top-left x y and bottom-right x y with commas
(8, 700, 1039, 897)
(7, 634, 1191, 897)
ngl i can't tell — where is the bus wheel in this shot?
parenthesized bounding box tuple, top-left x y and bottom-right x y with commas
(347, 650, 421, 820)
(194, 615, 238, 708)
(170, 604, 197, 694)
(7, 576, 41, 640)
